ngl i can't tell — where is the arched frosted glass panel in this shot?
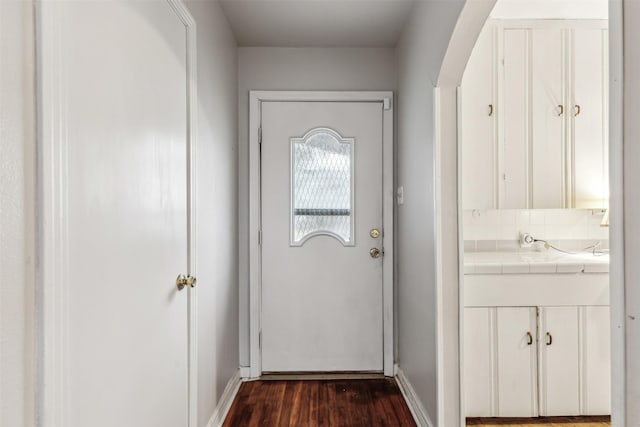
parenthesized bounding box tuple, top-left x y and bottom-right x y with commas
(291, 128, 354, 246)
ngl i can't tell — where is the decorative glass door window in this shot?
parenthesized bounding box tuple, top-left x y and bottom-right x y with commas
(291, 127, 355, 246)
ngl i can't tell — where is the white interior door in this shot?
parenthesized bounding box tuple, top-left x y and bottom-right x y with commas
(260, 101, 384, 372)
(41, 1, 192, 426)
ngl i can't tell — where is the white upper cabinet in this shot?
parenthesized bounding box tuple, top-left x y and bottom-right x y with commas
(461, 26, 497, 210)
(571, 27, 609, 208)
(501, 28, 529, 209)
(461, 20, 608, 210)
(530, 28, 565, 208)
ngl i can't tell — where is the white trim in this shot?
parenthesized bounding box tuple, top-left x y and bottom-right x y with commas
(37, 1, 198, 425)
(165, 1, 199, 425)
(456, 87, 467, 424)
(608, 1, 625, 426)
(38, 1, 69, 424)
(249, 90, 395, 378)
(395, 369, 435, 427)
(434, 87, 446, 425)
(239, 366, 252, 378)
(205, 370, 242, 427)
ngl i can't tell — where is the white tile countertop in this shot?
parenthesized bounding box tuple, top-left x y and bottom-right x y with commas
(464, 251, 609, 274)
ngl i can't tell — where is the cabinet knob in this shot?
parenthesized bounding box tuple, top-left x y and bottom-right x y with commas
(574, 104, 581, 116)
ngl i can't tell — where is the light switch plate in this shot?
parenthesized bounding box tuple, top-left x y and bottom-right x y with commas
(397, 186, 404, 205)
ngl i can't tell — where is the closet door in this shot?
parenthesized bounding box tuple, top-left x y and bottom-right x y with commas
(39, 2, 193, 426)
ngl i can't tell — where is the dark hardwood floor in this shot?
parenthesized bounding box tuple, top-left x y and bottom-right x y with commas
(222, 378, 417, 427)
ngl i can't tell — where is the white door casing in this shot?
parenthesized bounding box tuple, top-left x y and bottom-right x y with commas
(248, 91, 394, 377)
(38, 1, 198, 426)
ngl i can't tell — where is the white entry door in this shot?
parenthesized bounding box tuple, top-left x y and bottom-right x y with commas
(40, 1, 193, 426)
(260, 101, 384, 372)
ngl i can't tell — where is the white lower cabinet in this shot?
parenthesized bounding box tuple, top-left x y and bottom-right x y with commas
(496, 307, 539, 417)
(582, 306, 612, 415)
(538, 307, 581, 416)
(464, 306, 610, 417)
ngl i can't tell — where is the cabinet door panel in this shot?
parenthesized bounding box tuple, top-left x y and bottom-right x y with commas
(539, 306, 580, 416)
(461, 26, 496, 210)
(501, 29, 529, 209)
(581, 306, 611, 415)
(531, 28, 565, 208)
(573, 29, 608, 208)
(464, 307, 495, 416)
(496, 307, 538, 417)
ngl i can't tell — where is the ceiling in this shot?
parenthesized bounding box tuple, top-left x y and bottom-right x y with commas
(219, 0, 416, 47)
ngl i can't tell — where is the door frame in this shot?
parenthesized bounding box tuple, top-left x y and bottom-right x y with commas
(36, 0, 199, 425)
(248, 91, 395, 378)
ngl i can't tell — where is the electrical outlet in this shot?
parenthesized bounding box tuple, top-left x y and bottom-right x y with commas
(520, 232, 535, 248)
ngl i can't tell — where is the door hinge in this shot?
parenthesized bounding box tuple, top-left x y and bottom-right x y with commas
(258, 127, 262, 144)
(259, 330, 262, 349)
(383, 98, 391, 110)
(258, 230, 262, 245)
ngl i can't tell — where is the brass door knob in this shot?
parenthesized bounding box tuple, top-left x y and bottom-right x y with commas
(370, 248, 381, 258)
(176, 274, 197, 291)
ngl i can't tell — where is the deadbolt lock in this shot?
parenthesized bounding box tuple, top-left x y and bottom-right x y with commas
(176, 274, 197, 291)
(370, 228, 381, 238)
(370, 248, 382, 258)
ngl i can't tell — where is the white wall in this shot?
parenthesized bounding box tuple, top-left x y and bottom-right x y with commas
(0, 1, 36, 426)
(395, 1, 466, 425)
(237, 47, 396, 367)
(463, 209, 609, 250)
(184, 2, 239, 425)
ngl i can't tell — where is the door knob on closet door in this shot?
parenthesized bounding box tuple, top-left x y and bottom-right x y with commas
(176, 274, 197, 291)
(370, 248, 381, 258)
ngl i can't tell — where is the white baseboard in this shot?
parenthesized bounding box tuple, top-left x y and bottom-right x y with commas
(239, 366, 251, 379)
(206, 369, 242, 427)
(395, 368, 435, 427)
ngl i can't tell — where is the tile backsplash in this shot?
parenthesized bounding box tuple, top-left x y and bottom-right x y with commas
(463, 209, 609, 252)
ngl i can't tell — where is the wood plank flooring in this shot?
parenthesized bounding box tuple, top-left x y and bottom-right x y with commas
(222, 378, 417, 427)
(466, 416, 611, 427)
